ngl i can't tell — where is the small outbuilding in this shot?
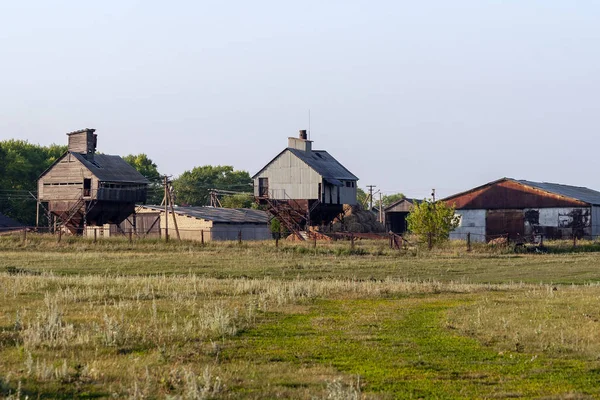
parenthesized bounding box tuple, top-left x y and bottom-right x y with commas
(93, 205, 272, 242)
(444, 178, 600, 242)
(383, 198, 420, 234)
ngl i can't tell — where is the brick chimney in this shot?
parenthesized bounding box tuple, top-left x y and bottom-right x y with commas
(288, 129, 312, 152)
(67, 128, 97, 159)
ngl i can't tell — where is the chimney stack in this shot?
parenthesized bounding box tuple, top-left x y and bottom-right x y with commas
(288, 129, 312, 152)
(67, 128, 97, 159)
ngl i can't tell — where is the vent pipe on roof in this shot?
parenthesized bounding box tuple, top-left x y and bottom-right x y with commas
(288, 129, 312, 152)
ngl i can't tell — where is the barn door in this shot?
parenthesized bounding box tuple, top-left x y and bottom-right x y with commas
(486, 210, 524, 241)
(258, 178, 269, 197)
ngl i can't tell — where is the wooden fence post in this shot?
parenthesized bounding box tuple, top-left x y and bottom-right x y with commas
(467, 232, 471, 252)
(573, 233, 577, 248)
(428, 232, 433, 250)
(350, 234, 355, 250)
(201, 230, 205, 245)
(128, 231, 133, 243)
(22, 229, 27, 243)
(93, 229, 97, 244)
(238, 230, 242, 244)
(57, 229, 62, 243)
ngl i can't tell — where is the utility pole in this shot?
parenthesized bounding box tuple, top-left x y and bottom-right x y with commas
(164, 176, 169, 242)
(379, 191, 383, 225)
(366, 185, 377, 210)
(166, 183, 181, 241)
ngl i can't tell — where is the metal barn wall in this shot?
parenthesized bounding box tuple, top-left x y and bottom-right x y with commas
(449, 209, 486, 242)
(137, 208, 270, 242)
(593, 206, 600, 237)
(254, 150, 322, 200)
(523, 207, 592, 238)
(212, 224, 271, 241)
(339, 185, 357, 205)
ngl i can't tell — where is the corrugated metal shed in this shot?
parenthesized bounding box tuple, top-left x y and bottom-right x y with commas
(143, 206, 269, 224)
(517, 180, 600, 206)
(443, 178, 600, 208)
(70, 153, 149, 184)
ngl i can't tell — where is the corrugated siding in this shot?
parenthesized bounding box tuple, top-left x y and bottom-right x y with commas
(449, 209, 486, 242)
(212, 224, 271, 241)
(523, 207, 592, 239)
(593, 206, 600, 237)
(254, 150, 322, 200)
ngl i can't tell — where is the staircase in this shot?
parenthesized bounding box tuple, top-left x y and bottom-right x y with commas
(257, 197, 309, 241)
(55, 198, 98, 234)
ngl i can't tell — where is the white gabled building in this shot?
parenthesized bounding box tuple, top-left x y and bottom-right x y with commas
(252, 130, 359, 228)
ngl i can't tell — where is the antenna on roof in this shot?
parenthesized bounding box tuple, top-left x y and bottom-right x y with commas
(308, 109, 311, 140)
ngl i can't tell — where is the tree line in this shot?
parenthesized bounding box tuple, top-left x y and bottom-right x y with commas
(0, 140, 254, 225)
(0, 140, 406, 225)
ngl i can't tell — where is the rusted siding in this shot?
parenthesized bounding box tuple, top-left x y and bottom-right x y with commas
(445, 180, 587, 210)
(486, 210, 524, 240)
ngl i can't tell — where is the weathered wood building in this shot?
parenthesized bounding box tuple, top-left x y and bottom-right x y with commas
(253, 130, 358, 232)
(444, 178, 600, 242)
(384, 198, 420, 234)
(38, 129, 149, 233)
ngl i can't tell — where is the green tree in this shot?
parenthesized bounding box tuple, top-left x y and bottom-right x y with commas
(357, 188, 368, 208)
(122, 154, 160, 180)
(123, 153, 163, 204)
(406, 199, 460, 249)
(0, 140, 66, 225)
(220, 193, 256, 209)
(382, 193, 405, 208)
(173, 165, 252, 206)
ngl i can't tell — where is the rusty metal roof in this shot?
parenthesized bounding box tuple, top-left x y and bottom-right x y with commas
(143, 205, 269, 224)
(517, 180, 600, 206)
(287, 148, 358, 181)
(71, 153, 150, 184)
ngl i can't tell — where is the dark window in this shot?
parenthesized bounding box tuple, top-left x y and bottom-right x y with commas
(345, 181, 351, 187)
(83, 179, 91, 197)
(258, 178, 269, 197)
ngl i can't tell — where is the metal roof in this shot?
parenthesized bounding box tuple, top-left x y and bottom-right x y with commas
(0, 212, 23, 230)
(143, 205, 269, 224)
(516, 179, 600, 206)
(383, 197, 421, 212)
(71, 153, 150, 184)
(287, 148, 358, 181)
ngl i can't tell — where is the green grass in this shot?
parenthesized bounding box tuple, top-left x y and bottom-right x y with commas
(3, 235, 600, 284)
(226, 296, 600, 398)
(3, 234, 600, 398)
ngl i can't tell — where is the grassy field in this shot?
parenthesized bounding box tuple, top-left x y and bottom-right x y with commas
(2, 235, 600, 399)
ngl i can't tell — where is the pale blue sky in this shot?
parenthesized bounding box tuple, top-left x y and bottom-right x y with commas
(1, 1, 599, 198)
